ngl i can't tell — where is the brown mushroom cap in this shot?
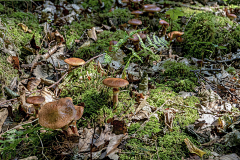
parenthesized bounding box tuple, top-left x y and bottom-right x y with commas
(74, 105, 84, 120)
(138, 33, 147, 40)
(168, 31, 184, 40)
(144, 7, 161, 13)
(103, 78, 129, 88)
(128, 19, 142, 26)
(159, 20, 169, 28)
(131, 0, 142, 3)
(131, 10, 143, 15)
(26, 96, 45, 105)
(129, 34, 139, 42)
(143, 4, 157, 9)
(122, 0, 129, 2)
(109, 40, 118, 46)
(38, 97, 76, 130)
(64, 58, 85, 66)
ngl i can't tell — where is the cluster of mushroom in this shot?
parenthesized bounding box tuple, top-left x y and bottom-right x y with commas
(38, 97, 84, 136)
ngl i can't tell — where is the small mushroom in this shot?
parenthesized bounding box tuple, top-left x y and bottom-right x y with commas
(143, 6, 161, 19)
(70, 104, 84, 136)
(38, 97, 77, 136)
(26, 96, 45, 118)
(128, 19, 142, 30)
(159, 20, 169, 35)
(131, 10, 143, 19)
(129, 34, 140, 51)
(143, 4, 157, 9)
(167, 31, 184, 41)
(64, 58, 85, 71)
(131, 0, 143, 10)
(109, 40, 118, 52)
(225, 8, 237, 20)
(138, 33, 147, 43)
(103, 78, 129, 107)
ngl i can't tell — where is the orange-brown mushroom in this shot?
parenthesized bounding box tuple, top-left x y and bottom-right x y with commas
(70, 104, 84, 136)
(167, 31, 184, 41)
(225, 8, 237, 20)
(129, 34, 140, 51)
(131, 10, 143, 19)
(26, 96, 45, 118)
(159, 20, 169, 35)
(109, 40, 118, 52)
(103, 78, 129, 107)
(128, 19, 142, 30)
(64, 58, 85, 71)
(38, 97, 77, 136)
(143, 6, 161, 19)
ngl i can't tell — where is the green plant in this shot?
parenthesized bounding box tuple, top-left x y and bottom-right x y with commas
(182, 12, 240, 58)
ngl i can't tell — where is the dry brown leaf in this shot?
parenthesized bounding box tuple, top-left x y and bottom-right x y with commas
(27, 77, 41, 91)
(106, 134, 124, 156)
(87, 27, 97, 41)
(18, 23, 28, 32)
(184, 138, 206, 158)
(78, 128, 94, 152)
(80, 40, 91, 48)
(0, 108, 8, 132)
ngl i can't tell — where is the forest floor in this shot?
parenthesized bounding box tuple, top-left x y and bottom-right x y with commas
(1, 0, 240, 160)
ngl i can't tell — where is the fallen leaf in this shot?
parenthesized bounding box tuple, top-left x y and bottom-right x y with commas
(88, 27, 97, 41)
(184, 138, 206, 158)
(18, 23, 28, 32)
(27, 77, 41, 91)
(0, 108, 8, 132)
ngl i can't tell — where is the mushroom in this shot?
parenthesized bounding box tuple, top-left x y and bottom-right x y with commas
(225, 8, 237, 21)
(109, 40, 118, 52)
(128, 19, 142, 30)
(143, 6, 161, 19)
(103, 78, 129, 107)
(70, 104, 84, 136)
(26, 96, 45, 118)
(143, 4, 157, 9)
(167, 31, 184, 41)
(159, 20, 169, 35)
(122, 0, 131, 10)
(129, 34, 140, 51)
(64, 58, 85, 71)
(38, 97, 77, 136)
(131, 10, 143, 19)
(131, 0, 143, 10)
(138, 33, 147, 43)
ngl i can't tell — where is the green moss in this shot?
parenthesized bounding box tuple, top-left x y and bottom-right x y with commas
(99, 8, 134, 25)
(155, 61, 198, 92)
(0, 55, 19, 98)
(82, 0, 113, 13)
(182, 12, 240, 58)
(74, 30, 126, 59)
(64, 20, 95, 49)
(122, 85, 201, 160)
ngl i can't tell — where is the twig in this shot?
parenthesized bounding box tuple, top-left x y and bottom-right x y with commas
(182, 12, 195, 32)
(37, 132, 49, 160)
(155, 140, 159, 160)
(0, 118, 38, 136)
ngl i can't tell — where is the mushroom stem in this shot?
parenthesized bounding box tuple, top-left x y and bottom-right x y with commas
(71, 121, 79, 136)
(62, 125, 74, 137)
(113, 87, 120, 107)
(33, 104, 40, 118)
